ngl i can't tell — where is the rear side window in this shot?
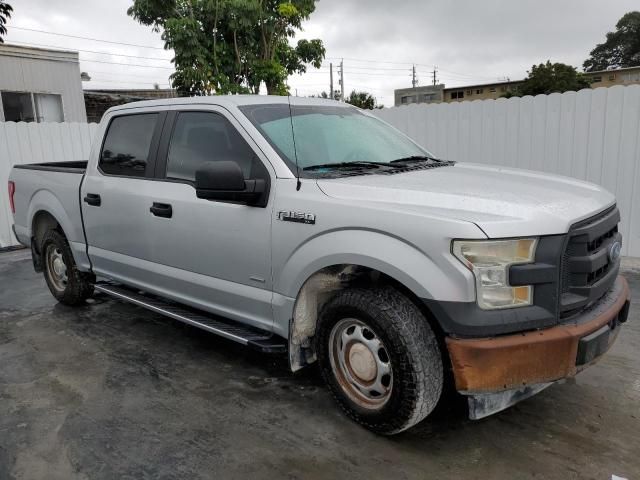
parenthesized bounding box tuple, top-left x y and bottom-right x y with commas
(166, 112, 262, 181)
(100, 113, 158, 177)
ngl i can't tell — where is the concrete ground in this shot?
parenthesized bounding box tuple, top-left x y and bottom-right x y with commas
(1, 249, 639, 480)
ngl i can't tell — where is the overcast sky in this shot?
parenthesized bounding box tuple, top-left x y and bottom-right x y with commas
(4, 0, 639, 106)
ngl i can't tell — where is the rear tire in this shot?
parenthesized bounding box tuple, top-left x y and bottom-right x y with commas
(316, 287, 443, 435)
(41, 229, 94, 306)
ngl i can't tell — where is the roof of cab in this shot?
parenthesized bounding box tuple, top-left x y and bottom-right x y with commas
(108, 94, 348, 113)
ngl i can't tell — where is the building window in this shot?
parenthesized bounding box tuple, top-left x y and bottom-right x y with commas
(422, 94, 434, 102)
(608, 74, 616, 81)
(476, 88, 483, 94)
(489, 87, 496, 93)
(401, 96, 408, 104)
(1, 91, 64, 122)
(466, 89, 472, 95)
(623, 73, 640, 83)
(450, 91, 464, 100)
(1, 92, 35, 122)
(34, 94, 64, 122)
(592, 76, 602, 83)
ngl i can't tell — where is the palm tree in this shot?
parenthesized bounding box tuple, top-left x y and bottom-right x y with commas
(0, 1, 13, 43)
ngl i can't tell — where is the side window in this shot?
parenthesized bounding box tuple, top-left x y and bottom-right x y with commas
(166, 112, 262, 182)
(100, 113, 158, 177)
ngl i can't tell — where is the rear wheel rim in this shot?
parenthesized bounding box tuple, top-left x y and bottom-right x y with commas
(46, 245, 68, 292)
(329, 318, 393, 410)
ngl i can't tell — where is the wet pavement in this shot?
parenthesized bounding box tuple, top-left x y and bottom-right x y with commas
(1, 248, 639, 479)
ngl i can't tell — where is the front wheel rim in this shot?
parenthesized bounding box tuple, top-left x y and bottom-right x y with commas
(329, 318, 393, 410)
(46, 245, 68, 292)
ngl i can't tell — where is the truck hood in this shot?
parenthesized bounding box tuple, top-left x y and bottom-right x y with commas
(316, 163, 616, 238)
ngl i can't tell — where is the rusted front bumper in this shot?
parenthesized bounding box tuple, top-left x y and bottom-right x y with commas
(446, 276, 630, 394)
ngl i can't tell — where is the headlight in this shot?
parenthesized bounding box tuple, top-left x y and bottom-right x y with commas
(452, 238, 538, 310)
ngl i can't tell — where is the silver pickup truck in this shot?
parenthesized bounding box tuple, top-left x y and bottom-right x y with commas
(9, 96, 630, 434)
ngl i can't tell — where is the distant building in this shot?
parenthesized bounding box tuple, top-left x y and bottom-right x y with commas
(443, 80, 523, 103)
(0, 44, 87, 122)
(394, 85, 445, 106)
(83, 89, 177, 123)
(394, 66, 640, 106)
(587, 66, 640, 88)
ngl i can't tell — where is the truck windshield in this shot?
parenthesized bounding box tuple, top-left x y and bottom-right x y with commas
(239, 104, 434, 176)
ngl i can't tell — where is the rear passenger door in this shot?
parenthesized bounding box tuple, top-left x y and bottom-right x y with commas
(142, 108, 275, 332)
(81, 110, 167, 287)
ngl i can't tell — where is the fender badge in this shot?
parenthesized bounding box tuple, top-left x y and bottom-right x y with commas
(277, 211, 316, 225)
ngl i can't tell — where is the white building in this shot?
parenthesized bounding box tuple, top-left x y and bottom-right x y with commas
(0, 44, 87, 123)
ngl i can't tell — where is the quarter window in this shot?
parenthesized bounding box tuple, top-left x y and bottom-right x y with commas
(100, 113, 159, 177)
(166, 112, 261, 182)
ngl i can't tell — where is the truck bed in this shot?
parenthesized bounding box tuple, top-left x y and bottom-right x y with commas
(13, 161, 88, 173)
(9, 162, 88, 264)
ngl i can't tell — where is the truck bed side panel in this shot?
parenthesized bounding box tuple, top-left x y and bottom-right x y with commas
(10, 167, 90, 270)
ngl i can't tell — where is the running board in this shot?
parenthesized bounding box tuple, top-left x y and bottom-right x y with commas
(94, 283, 286, 354)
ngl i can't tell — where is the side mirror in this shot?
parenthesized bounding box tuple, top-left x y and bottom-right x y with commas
(195, 161, 266, 206)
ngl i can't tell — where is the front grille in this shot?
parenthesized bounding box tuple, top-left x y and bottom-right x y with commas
(559, 206, 621, 318)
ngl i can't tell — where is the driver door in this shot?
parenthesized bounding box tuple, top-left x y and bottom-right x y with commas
(141, 108, 275, 332)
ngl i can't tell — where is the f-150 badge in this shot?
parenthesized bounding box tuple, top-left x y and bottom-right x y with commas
(277, 211, 316, 225)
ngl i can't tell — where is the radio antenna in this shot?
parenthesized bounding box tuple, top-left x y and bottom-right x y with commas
(287, 94, 302, 191)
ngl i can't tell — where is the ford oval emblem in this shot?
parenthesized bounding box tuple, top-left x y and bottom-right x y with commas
(608, 241, 622, 262)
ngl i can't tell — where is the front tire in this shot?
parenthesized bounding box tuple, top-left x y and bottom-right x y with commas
(316, 287, 443, 435)
(41, 229, 95, 306)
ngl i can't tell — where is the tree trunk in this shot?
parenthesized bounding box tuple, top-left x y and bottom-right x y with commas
(265, 81, 277, 95)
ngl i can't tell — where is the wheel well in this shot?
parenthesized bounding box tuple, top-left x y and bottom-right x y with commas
(32, 211, 63, 254)
(289, 264, 446, 371)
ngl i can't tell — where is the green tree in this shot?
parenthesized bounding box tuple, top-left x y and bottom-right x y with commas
(509, 61, 591, 97)
(345, 90, 376, 109)
(0, 1, 12, 43)
(584, 11, 640, 71)
(128, 0, 325, 96)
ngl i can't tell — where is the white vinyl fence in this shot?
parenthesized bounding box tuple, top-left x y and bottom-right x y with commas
(375, 85, 640, 257)
(1, 87, 639, 256)
(0, 122, 98, 247)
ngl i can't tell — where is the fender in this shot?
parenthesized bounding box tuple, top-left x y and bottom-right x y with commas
(27, 188, 90, 270)
(276, 228, 474, 304)
(273, 228, 477, 368)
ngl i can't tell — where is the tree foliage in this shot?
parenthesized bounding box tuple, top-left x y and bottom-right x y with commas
(508, 61, 591, 97)
(0, 1, 12, 43)
(128, 0, 325, 96)
(584, 11, 640, 71)
(345, 90, 376, 109)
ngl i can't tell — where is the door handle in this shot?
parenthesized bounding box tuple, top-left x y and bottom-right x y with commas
(84, 193, 101, 206)
(150, 202, 173, 218)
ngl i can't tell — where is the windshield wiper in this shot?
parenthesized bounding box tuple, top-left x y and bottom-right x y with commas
(303, 161, 394, 171)
(389, 155, 441, 164)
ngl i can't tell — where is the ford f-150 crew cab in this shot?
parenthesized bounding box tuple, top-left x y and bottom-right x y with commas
(8, 96, 631, 434)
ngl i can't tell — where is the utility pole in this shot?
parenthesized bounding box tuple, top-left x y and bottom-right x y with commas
(412, 65, 417, 88)
(330, 63, 334, 99)
(432, 66, 438, 86)
(339, 59, 344, 102)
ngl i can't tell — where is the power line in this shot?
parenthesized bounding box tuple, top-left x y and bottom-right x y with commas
(8, 40, 173, 61)
(10, 26, 166, 50)
(85, 70, 172, 80)
(80, 58, 175, 70)
(87, 79, 171, 86)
